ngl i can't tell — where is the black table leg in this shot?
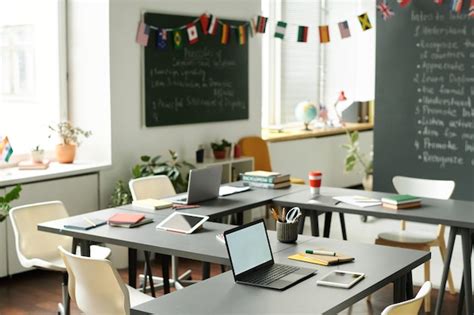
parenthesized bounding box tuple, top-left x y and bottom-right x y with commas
(435, 226, 457, 315)
(457, 276, 464, 315)
(79, 240, 91, 257)
(202, 262, 211, 280)
(460, 228, 472, 315)
(162, 254, 170, 294)
(298, 210, 306, 234)
(143, 251, 156, 297)
(128, 248, 137, 288)
(323, 212, 332, 238)
(339, 213, 347, 240)
(393, 278, 401, 303)
(236, 211, 244, 225)
(309, 211, 319, 237)
(72, 238, 80, 254)
(406, 271, 414, 299)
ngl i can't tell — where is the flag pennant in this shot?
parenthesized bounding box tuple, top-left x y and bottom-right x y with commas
(358, 13, 372, 31)
(397, 0, 411, 7)
(156, 29, 168, 50)
(186, 23, 199, 45)
(469, 0, 474, 16)
(249, 18, 257, 37)
(297, 25, 308, 42)
(319, 25, 330, 43)
(256, 15, 268, 33)
(451, 0, 463, 13)
(200, 14, 209, 35)
(173, 30, 184, 49)
(237, 25, 247, 45)
(338, 21, 351, 39)
(208, 15, 218, 35)
(0, 137, 13, 162)
(434, 0, 444, 4)
(221, 23, 230, 44)
(274, 21, 287, 39)
(136, 21, 150, 46)
(378, 2, 395, 20)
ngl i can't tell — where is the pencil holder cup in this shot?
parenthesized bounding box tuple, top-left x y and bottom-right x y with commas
(276, 221, 298, 243)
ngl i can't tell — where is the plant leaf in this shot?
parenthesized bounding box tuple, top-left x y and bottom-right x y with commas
(351, 131, 359, 143)
(4, 185, 21, 203)
(140, 155, 151, 162)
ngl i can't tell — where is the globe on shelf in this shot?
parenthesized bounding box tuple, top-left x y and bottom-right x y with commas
(295, 101, 319, 131)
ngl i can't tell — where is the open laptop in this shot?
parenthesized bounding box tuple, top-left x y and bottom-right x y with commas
(224, 219, 316, 290)
(169, 165, 222, 205)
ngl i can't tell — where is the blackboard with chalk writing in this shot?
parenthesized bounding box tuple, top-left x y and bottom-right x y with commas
(374, 2, 474, 200)
(143, 12, 248, 126)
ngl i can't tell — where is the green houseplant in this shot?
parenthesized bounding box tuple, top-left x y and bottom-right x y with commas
(211, 139, 231, 159)
(31, 145, 45, 163)
(49, 121, 92, 163)
(342, 130, 373, 190)
(0, 185, 22, 222)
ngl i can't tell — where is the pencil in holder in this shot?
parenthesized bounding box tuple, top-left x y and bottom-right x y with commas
(276, 220, 298, 243)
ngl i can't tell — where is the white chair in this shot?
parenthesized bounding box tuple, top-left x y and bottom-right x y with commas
(9, 201, 111, 315)
(382, 281, 432, 315)
(375, 176, 456, 313)
(129, 175, 194, 291)
(59, 246, 153, 315)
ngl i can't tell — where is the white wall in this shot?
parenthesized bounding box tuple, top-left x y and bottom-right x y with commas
(95, 0, 262, 207)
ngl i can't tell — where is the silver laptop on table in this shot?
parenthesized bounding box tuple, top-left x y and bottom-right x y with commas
(169, 165, 222, 205)
(224, 219, 317, 290)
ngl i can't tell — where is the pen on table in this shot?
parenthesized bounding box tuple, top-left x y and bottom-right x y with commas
(281, 207, 286, 223)
(305, 249, 336, 256)
(84, 216, 96, 227)
(334, 201, 342, 205)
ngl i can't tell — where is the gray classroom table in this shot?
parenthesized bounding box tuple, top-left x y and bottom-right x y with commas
(131, 237, 430, 315)
(272, 186, 474, 315)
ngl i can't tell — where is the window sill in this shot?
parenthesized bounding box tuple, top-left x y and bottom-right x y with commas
(261, 122, 373, 143)
(0, 161, 111, 187)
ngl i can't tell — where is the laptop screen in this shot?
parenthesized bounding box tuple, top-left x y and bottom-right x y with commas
(225, 221, 272, 276)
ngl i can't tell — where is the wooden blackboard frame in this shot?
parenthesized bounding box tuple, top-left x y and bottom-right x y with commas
(141, 12, 249, 127)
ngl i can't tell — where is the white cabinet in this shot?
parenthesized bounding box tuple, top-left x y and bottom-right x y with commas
(194, 157, 254, 183)
(4, 173, 99, 275)
(0, 188, 6, 278)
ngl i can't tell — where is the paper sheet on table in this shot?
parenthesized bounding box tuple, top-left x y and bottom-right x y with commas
(333, 195, 381, 208)
(219, 185, 251, 196)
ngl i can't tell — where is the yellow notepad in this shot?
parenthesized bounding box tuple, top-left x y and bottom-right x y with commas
(132, 198, 173, 210)
(288, 252, 354, 266)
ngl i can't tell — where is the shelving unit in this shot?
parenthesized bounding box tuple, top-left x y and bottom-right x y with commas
(193, 156, 254, 183)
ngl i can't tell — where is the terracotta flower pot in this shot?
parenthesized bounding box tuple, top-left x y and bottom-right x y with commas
(213, 150, 226, 159)
(56, 144, 76, 163)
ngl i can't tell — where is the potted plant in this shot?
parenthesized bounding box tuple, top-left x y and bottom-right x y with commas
(31, 145, 44, 163)
(0, 185, 22, 222)
(49, 122, 92, 163)
(342, 130, 373, 190)
(211, 139, 231, 160)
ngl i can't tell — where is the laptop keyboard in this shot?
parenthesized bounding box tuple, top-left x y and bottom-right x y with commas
(241, 264, 299, 285)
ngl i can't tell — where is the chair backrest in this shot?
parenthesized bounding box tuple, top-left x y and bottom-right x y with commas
(238, 136, 272, 171)
(129, 175, 176, 201)
(381, 281, 431, 315)
(9, 201, 72, 268)
(59, 246, 131, 315)
(392, 176, 455, 200)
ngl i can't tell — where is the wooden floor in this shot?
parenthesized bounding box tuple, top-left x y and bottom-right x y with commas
(0, 257, 460, 314)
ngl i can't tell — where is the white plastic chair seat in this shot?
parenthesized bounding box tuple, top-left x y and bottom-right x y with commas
(378, 230, 437, 244)
(126, 285, 154, 307)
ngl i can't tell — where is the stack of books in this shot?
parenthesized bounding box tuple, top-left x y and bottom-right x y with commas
(381, 194, 422, 209)
(108, 213, 153, 228)
(241, 171, 291, 189)
(18, 159, 50, 170)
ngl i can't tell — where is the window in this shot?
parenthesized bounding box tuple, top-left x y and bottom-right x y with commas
(0, 0, 67, 158)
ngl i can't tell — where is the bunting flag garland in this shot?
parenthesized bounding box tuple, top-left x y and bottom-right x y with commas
(470, 0, 474, 16)
(451, 0, 463, 13)
(397, 0, 411, 7)
(358, 13, 372, 31)
(221, 23, 230, 44)
(249, 18, 257, 37)
(173, 30, 184, 49)
(237, 25, 246, 45)
(156, 29, 168, 50)
(338, 21, 351, 39)
(297, 25, 308, 42)
(136, 21, 150, 46)
(256, 16, 268, 33)
(0, 137, 13, 162)
(186, 23, 199, 44)
(208, 15, 218, 35)
(378, 2, 395, 20)
(200, 14, 209, 35)
(274, 21, 287, 39)
(319, 25, 330, 43)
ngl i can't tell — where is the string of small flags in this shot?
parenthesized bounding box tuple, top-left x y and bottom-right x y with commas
(136, 12, 374, 49)
(377, 0, 474, 20)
